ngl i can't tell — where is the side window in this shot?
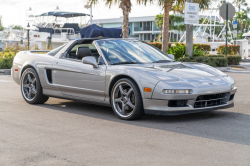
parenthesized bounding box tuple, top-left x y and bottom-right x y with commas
(66, 44, 99, 61)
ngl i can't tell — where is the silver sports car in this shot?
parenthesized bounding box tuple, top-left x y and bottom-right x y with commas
(11, 38, 237, 120)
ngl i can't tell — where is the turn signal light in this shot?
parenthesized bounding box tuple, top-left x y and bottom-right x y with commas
(144, 88, 152, 92)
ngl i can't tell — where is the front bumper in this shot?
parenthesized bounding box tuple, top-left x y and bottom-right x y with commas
(143, 88, 237, 116)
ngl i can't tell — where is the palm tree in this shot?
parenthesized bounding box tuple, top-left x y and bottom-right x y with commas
(137, 0, 210, 53)
(155, 14, 164, 40)
(86, 0, 131, 38)
(232, 0, 248, 13)
(235, 11, 248, 34)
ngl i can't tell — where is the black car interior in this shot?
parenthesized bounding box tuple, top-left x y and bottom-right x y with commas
(67, 40, 104, 64)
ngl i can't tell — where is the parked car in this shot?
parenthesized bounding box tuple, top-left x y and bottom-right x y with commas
(11, 38, 237, 120)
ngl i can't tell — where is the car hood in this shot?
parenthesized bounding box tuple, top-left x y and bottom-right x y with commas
(133, 62, 232, 88)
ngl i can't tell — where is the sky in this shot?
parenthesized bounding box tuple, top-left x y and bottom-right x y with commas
(0, 0, 236, 27)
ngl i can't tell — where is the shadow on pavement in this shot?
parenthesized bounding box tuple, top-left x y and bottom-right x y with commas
(37, 98, 250, 146)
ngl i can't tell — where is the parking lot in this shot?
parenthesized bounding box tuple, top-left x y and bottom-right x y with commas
(0, 72, 250, 166)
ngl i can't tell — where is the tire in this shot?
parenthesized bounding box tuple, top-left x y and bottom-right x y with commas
(111, 78, 144, 120)
(21, 68, 49, 104)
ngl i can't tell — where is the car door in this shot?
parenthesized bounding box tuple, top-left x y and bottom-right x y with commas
(52, 52, 106, 101)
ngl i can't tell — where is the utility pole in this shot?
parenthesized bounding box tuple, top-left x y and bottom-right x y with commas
(185, 0, 194, 57)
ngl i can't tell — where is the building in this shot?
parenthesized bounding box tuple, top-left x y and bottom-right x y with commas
(92, 16, 161, 41)
(92, 15, 220, 41)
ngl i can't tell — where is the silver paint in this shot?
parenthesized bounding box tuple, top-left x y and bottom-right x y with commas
(12, 38, 237, 115)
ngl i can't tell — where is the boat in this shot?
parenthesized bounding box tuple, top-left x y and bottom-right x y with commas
(26, 11, 90, 49)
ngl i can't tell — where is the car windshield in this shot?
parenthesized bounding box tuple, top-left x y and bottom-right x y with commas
(95, 40, 173, 64)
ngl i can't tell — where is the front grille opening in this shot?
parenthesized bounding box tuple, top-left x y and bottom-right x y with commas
(194, 93, 229, 108)
(168, 100, 188, 107)
(229, 94, 235, 101)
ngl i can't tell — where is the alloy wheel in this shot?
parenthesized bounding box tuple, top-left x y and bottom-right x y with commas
(112, 82, 136, 118)
(22, 72, 37, 101)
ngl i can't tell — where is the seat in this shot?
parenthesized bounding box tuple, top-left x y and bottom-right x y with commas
(76, 47, 92, 60)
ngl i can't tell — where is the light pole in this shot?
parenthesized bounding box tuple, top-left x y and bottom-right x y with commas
(185, 0, 194, 57)
(27, 22, 30, 50)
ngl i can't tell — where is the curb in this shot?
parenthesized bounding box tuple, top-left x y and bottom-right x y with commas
(215, 67, 232, 72)
(229, 65, 247, 69)
(0, 69, 11, 75)
(242, 59, 250, 62)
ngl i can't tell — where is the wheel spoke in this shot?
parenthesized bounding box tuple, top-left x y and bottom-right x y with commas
(24, 89, 29, 96)
(32, 78, 36, 84)
(119, 85, 126, 95)
(28, 89, 32, 99)
(126, 100, 135, 109)
(32, 88, 37, 95)
(23, 84, 29, 88)
(114, 98, 122, 103)
(121, 103, 126, 115)
(27, 74, 32, 83)
(126, 88, 133, 96)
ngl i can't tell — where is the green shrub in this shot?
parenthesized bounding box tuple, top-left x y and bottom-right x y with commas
(167, 43, 186, 60)
(206, 54, 225, 57)
(149, 42, 211, 53)
(149, 42, 162, 50)
(193, 44, 211, 54)
(179, 56, 228, 67)
(0, 52, 16, 69)
(217, 45, 240, 55)
(227, 55, 242, 65)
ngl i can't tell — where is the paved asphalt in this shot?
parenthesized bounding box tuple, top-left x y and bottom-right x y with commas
(0, 73, 250, 166)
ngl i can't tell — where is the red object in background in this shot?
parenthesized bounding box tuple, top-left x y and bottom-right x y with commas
(15, 69, 18, 71)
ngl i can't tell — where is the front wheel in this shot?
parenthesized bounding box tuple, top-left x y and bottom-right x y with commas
(21, 68, 49, 104)
(111, 78, 144, 120)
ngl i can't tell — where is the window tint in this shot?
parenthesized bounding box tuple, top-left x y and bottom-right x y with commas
(47, 44, 66, 56)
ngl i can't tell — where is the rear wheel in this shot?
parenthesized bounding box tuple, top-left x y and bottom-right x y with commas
(111, 78, 144, 120)
(21, 68, 49, 104)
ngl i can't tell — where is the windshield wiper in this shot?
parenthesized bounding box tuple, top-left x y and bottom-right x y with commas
(112, 62, 141, 65)
(153, 60, 174, 63)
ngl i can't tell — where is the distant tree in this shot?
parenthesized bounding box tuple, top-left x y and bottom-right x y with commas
(138, 0, 210, 53)
(232, 0, 248, 13)
(0, 25, 4, 31)
(12, 25, 23, 30)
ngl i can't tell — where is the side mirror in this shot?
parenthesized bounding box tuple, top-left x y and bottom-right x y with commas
(168, 54, 175, 60)
(82, 56, 99, 68)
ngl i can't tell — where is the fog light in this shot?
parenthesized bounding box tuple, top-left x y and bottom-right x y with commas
(163, 89, 192, 94)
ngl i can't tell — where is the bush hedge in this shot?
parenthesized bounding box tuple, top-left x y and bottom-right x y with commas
(0, 52, 16, 69)
(217, 45, 240, 55)
(179, 56, 228, 67)
(206, 54, 242, 65)
(149, 42, 211, 53)
(227, 55, 242, 65)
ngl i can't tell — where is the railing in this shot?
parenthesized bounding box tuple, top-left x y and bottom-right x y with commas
(134, 26, 152, 31)
(53, 28, 75, 35)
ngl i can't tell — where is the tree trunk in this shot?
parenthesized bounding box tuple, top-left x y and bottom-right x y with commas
(119, 0, 131, 38)
(162, 4, 172, 53)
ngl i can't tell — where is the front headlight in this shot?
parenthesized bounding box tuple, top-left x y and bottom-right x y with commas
(231, 83, 236, 90)
(162, 89, 193, 94)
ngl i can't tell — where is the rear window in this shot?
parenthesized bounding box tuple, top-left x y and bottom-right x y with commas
(47, 44, 66, 56)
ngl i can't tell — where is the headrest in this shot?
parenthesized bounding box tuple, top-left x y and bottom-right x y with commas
(76, 47, 92, 60)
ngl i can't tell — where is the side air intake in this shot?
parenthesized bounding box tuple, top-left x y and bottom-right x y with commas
(46, 69, 52, 84)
